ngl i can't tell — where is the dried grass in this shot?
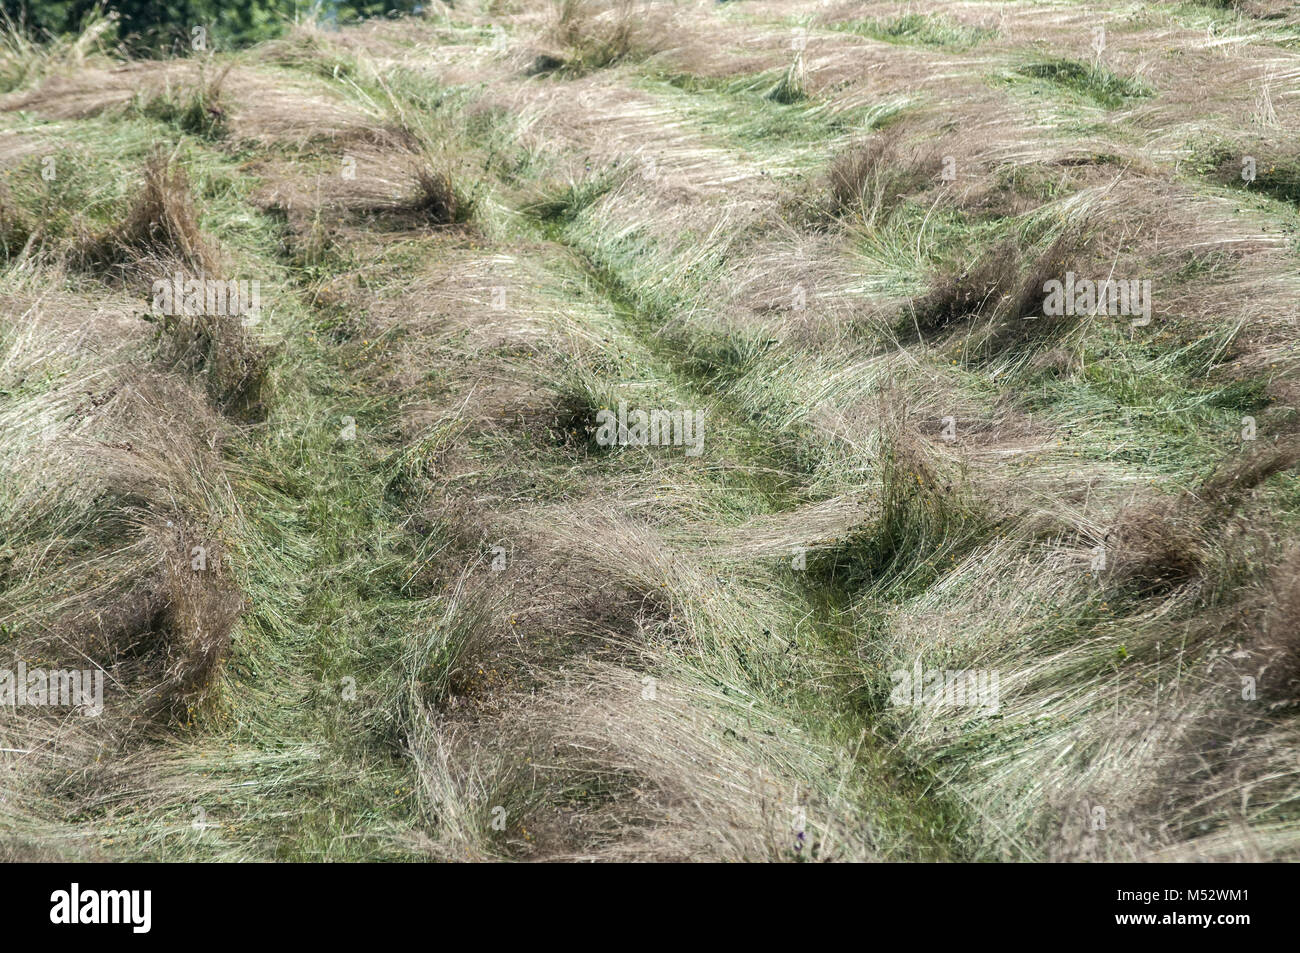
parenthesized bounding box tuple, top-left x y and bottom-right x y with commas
(78, 152, 218, 279)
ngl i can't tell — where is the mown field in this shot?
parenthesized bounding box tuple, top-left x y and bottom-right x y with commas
(2, 0, 1299, 861)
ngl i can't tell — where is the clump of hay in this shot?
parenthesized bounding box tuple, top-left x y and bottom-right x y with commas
(152, 522, 243, 716)
(138, 64, 232, 139)
(408, 167, 465, 226)
(1104, 501, 1205, 596)
(908, 229, 1090, 357)
(534, 0, 669, 75)
(824, 126, 938, 225)
(149, 278, 270, 418)
(78, 151, 218, 278)
(1200, 437, 1300, 511)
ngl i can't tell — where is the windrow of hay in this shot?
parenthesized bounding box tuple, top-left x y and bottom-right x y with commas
(76, 151, 218, 278)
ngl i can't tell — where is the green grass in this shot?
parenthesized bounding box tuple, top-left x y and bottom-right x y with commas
(1012, 323, 1273, 477)
(1188, 138, 1300, 207)
(136, 85, 228, 140)
(644, 71, 849, 160)
(831, 13, 998, 51)
(1012, 58, 1153, 109)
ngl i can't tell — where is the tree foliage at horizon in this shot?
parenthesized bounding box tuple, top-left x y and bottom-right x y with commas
(6, 0, 421, 52)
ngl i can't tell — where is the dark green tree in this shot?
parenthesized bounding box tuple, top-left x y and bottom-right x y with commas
(4, 1, 421, 52)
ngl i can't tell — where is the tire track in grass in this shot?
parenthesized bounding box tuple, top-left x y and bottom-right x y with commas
(329, 20, 983, 857)
(489, 168, 976, 858)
